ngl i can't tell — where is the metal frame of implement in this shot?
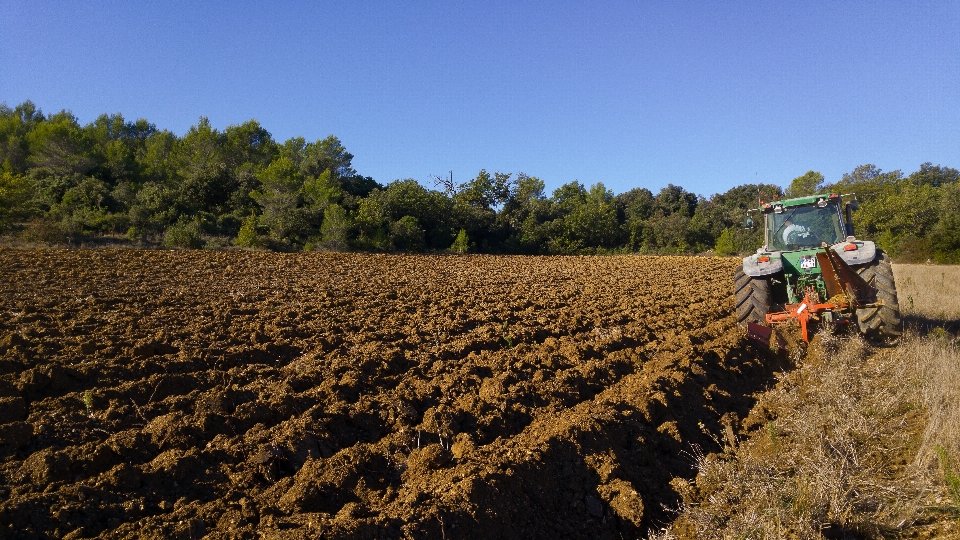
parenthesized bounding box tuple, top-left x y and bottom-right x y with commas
(747, 242, 880, 350)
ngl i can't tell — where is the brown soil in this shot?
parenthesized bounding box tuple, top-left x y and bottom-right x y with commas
(0, 250, 782, 539)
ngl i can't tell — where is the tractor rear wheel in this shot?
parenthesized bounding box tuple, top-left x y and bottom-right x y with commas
(735, 266, 772, 326)
(855, 250, 902, 339)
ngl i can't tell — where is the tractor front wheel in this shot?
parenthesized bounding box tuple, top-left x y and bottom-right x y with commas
(735, 266, 772, 326)
(855, 250, 902, 339)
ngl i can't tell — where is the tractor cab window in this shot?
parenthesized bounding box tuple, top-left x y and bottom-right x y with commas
(767, 202, 844, 250)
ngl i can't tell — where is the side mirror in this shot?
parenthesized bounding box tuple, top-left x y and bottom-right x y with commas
(744, 216, 755, 230)
(847, 198, 859, 211)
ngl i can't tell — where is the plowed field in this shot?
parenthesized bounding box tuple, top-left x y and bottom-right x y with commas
(0, 251, 779, 539)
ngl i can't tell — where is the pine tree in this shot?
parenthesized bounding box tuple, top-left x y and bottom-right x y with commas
(714, 227, 737, 256)
(450, 228, 469, 254)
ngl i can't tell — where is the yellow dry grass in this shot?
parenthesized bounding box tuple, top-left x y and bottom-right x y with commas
(897, 266, 960, 510)
(657, 264, 960, 539)
(895, 264, 960, 323)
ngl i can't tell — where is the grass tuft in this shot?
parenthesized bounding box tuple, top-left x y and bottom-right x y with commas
(935, 445, 960, 512)
(501, 320, 514, 349)
(83, 389, 94, 417)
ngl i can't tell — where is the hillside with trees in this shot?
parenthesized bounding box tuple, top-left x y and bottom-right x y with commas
(1, 101, 958, 262)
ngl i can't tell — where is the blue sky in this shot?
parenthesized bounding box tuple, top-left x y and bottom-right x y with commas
(3, 1, 958, 198)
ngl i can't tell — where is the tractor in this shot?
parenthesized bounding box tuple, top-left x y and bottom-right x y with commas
(735, 192, 901, 348)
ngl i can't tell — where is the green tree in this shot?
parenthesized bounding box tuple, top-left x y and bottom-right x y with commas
(390, 215, 425, 252)
(250, 156, 307, 245)
(876, 182, 939, 257)
(0, 171, 34, 230)
(714, 227, 737, 255)
(501, 174, 546, 222)
(907, 162, 959, 188)
(551, 181, 588, 217)
(26, 110, 95, 177)
(691, 183, 781, 253)
(635, 185, 699, 253)
(688, 202, 723, 252)
(649, 212, 691, 253)
(456, 169, 513, 210)
(234, 213, 266, 249)
(827, 163, 960, 261)
(377, 179, 453, 249)
(172, 117, 233, 214)
(500, 173, 551, 253)
(85, 113, 154, 186)
(301, 135, 356, 179)
(654, 184, 698, 217)
(223, 120, 277, 215)
(785, 170, 825, 198)
(617, 187, 655, 251)
(450, 228, 470, 254)
(302, 169, 343, 211)
(826, 164, 904, 244)
(928, 182, 960, 263)
(319, 203, 352, 251)
(341, 175, 381, 198)
(53, 176, 118, 237)
(831, 164, 902, 189)
(137, 129, 177, 184)
(561, 182, 618, 251)
(448, 170, 512, 252)
(224, 120, 276, 171)
(354, 191, 391, 250)
(127, 182, 177, 240)
(163, 218, 204, 249)
(0, 101, 45, 174)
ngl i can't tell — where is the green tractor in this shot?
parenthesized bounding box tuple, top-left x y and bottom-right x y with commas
(735, 193, 901, 346)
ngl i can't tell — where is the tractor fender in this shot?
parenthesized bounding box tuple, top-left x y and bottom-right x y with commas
(830, 240, 877, 267)
(741, 252, 783, 277)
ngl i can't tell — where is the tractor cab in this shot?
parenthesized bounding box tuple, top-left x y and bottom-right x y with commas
(763, 194, 849, 252)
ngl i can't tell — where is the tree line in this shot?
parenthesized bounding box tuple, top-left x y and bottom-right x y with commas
(1, 101, 958, 262)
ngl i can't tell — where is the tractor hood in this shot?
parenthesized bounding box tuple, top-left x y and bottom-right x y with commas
(742, 239, 876, 277)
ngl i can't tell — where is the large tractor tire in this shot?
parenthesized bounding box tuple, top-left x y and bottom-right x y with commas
(735, 266, 772, 326)
(855, 250, 902, 339)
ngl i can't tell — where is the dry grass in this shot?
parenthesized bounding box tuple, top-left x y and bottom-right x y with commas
(895, 264, 960, 332)
(658, 264, 960, 539)
(898, 265, 960, 523)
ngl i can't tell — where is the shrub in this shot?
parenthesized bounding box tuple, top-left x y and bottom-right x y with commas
(126, 226, 144, 244)
(234, 214, 265, 249)
(20, 218, 67, 244)
(714, 227, 737, 256)
(390, 215, 424, 252)
(320, 204, 352, 251)
(450, 228, 469, 254)
(163, 220, 204, 249)
(0, 172, 35, 231)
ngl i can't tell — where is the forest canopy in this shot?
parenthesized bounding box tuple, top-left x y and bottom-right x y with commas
(2, 101, 958, 262)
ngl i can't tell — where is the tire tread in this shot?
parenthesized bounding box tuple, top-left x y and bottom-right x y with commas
(855, 250, 902, 338)
(735, 266, 772, 325)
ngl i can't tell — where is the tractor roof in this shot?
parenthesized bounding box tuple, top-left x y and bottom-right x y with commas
(763, 193, 840, 211)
